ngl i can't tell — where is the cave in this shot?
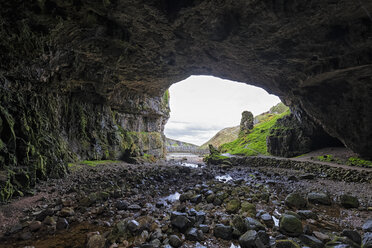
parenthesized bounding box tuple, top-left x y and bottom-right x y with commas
(1, 0, 372, 193)
(1, 1, 372, 246)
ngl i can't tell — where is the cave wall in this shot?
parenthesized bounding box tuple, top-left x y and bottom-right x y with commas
(267, 112, 343, 158)
(1, 0, 372, 199)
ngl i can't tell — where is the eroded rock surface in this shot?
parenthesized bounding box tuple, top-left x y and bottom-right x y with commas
(1, 0, 372, 198)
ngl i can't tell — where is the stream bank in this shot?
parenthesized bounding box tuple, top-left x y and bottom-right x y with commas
(0, 157, 371, 248)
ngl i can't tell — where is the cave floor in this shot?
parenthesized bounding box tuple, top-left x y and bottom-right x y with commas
(0, 158, 371, 248)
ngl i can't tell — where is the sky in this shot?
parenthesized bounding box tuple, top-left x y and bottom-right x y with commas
(164, 75, 281, 146)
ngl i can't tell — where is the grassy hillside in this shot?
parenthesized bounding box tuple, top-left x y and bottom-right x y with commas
(165, 138, 199, 148)
(220, 110, 290, 156)
(200, 126, 240, 149)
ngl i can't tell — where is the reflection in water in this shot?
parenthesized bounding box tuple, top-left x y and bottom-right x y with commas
(215, 175, 233, 182)
(180, 162, 199, 168)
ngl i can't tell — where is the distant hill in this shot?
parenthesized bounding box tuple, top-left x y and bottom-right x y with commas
(200, 126, 240, 149)
(165, 137, 204, 153)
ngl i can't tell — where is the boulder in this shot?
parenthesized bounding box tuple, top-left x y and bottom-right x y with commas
(307, 192, 332, 205)
(279, 214, 303, 237)
(285, 193, 307, 209)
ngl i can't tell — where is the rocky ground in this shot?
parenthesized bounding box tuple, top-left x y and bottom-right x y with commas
(0, 156, 371, 248)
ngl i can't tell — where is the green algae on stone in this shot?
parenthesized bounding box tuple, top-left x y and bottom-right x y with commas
(275, 239, 301, 248)
(241, 202, 256, 216)
(279, 214, 303, 237)
(226, 199, 241, 214)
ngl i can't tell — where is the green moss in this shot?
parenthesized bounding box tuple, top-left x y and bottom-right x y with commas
(163, 89, 170, 105)
(347, 157, 372, 168)
(317, 154, 335, 162)
(0, 179, 14, 202)
(220, 110, 290, 156)
(80, 160, 120, 167)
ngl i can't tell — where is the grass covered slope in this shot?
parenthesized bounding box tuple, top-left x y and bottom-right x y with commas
(200, 126, 240, 150)
(220, 110, 290, 156)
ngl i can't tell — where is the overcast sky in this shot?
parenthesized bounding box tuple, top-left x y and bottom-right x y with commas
(164, 75, 281, 146)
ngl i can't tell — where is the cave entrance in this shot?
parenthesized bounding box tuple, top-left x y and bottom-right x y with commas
(164, 75, 281, 147)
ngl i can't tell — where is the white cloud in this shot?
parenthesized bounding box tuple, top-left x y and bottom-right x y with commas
(164, 75, 281, 145)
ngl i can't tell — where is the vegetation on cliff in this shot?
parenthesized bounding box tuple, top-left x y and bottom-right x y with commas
(220, 110, 290, 156)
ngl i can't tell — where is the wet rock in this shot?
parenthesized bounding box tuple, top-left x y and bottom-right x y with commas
(29, 221, 42, 232)
(56, 218, 69, 230)
(341, 229, 361, 245)
(171, 212, 192, 232)
(128, 220, 140, 233)
(59, 207, 75, 217)
(285, 193, 307, 209)
(226, 199, 241, 214)
(363, 219, 372, 232)
(116, 200, 129, 210)
(238, 229, 266, 248)
(199, 224, 210, 233)
(313, 231, 331, 243)
(296, 210, 317, 220)
(214, 224, 233, 240)
(260, 213, 274, 228)
(169, 234, 182, 247)
(307, 192, 332, 205)
(362, 232, 372, 248)
(185, 227, 203, 241)
(275, 239, 301, 248)
(87, 232, 105, 248)
(340, 195, 359, 208)
(279, 214, 303, 237)
(300, 234, 324, 248)
(244, 217, 265, 231)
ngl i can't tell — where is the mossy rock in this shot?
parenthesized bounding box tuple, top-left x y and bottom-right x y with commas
(275, 239, 301, 248)
(285, 193, 307, 209)
(241, 202, 256, 216)
(279, 214, 303, 237)
(340, 194, 359, 208)
(226, 199, 241, 214)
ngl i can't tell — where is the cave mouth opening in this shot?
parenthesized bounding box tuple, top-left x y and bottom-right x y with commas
(164, 75, 282, 146)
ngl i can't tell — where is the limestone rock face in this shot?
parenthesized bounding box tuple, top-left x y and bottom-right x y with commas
(1, 0, 372, 198)
(267, 113, 343, 157)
